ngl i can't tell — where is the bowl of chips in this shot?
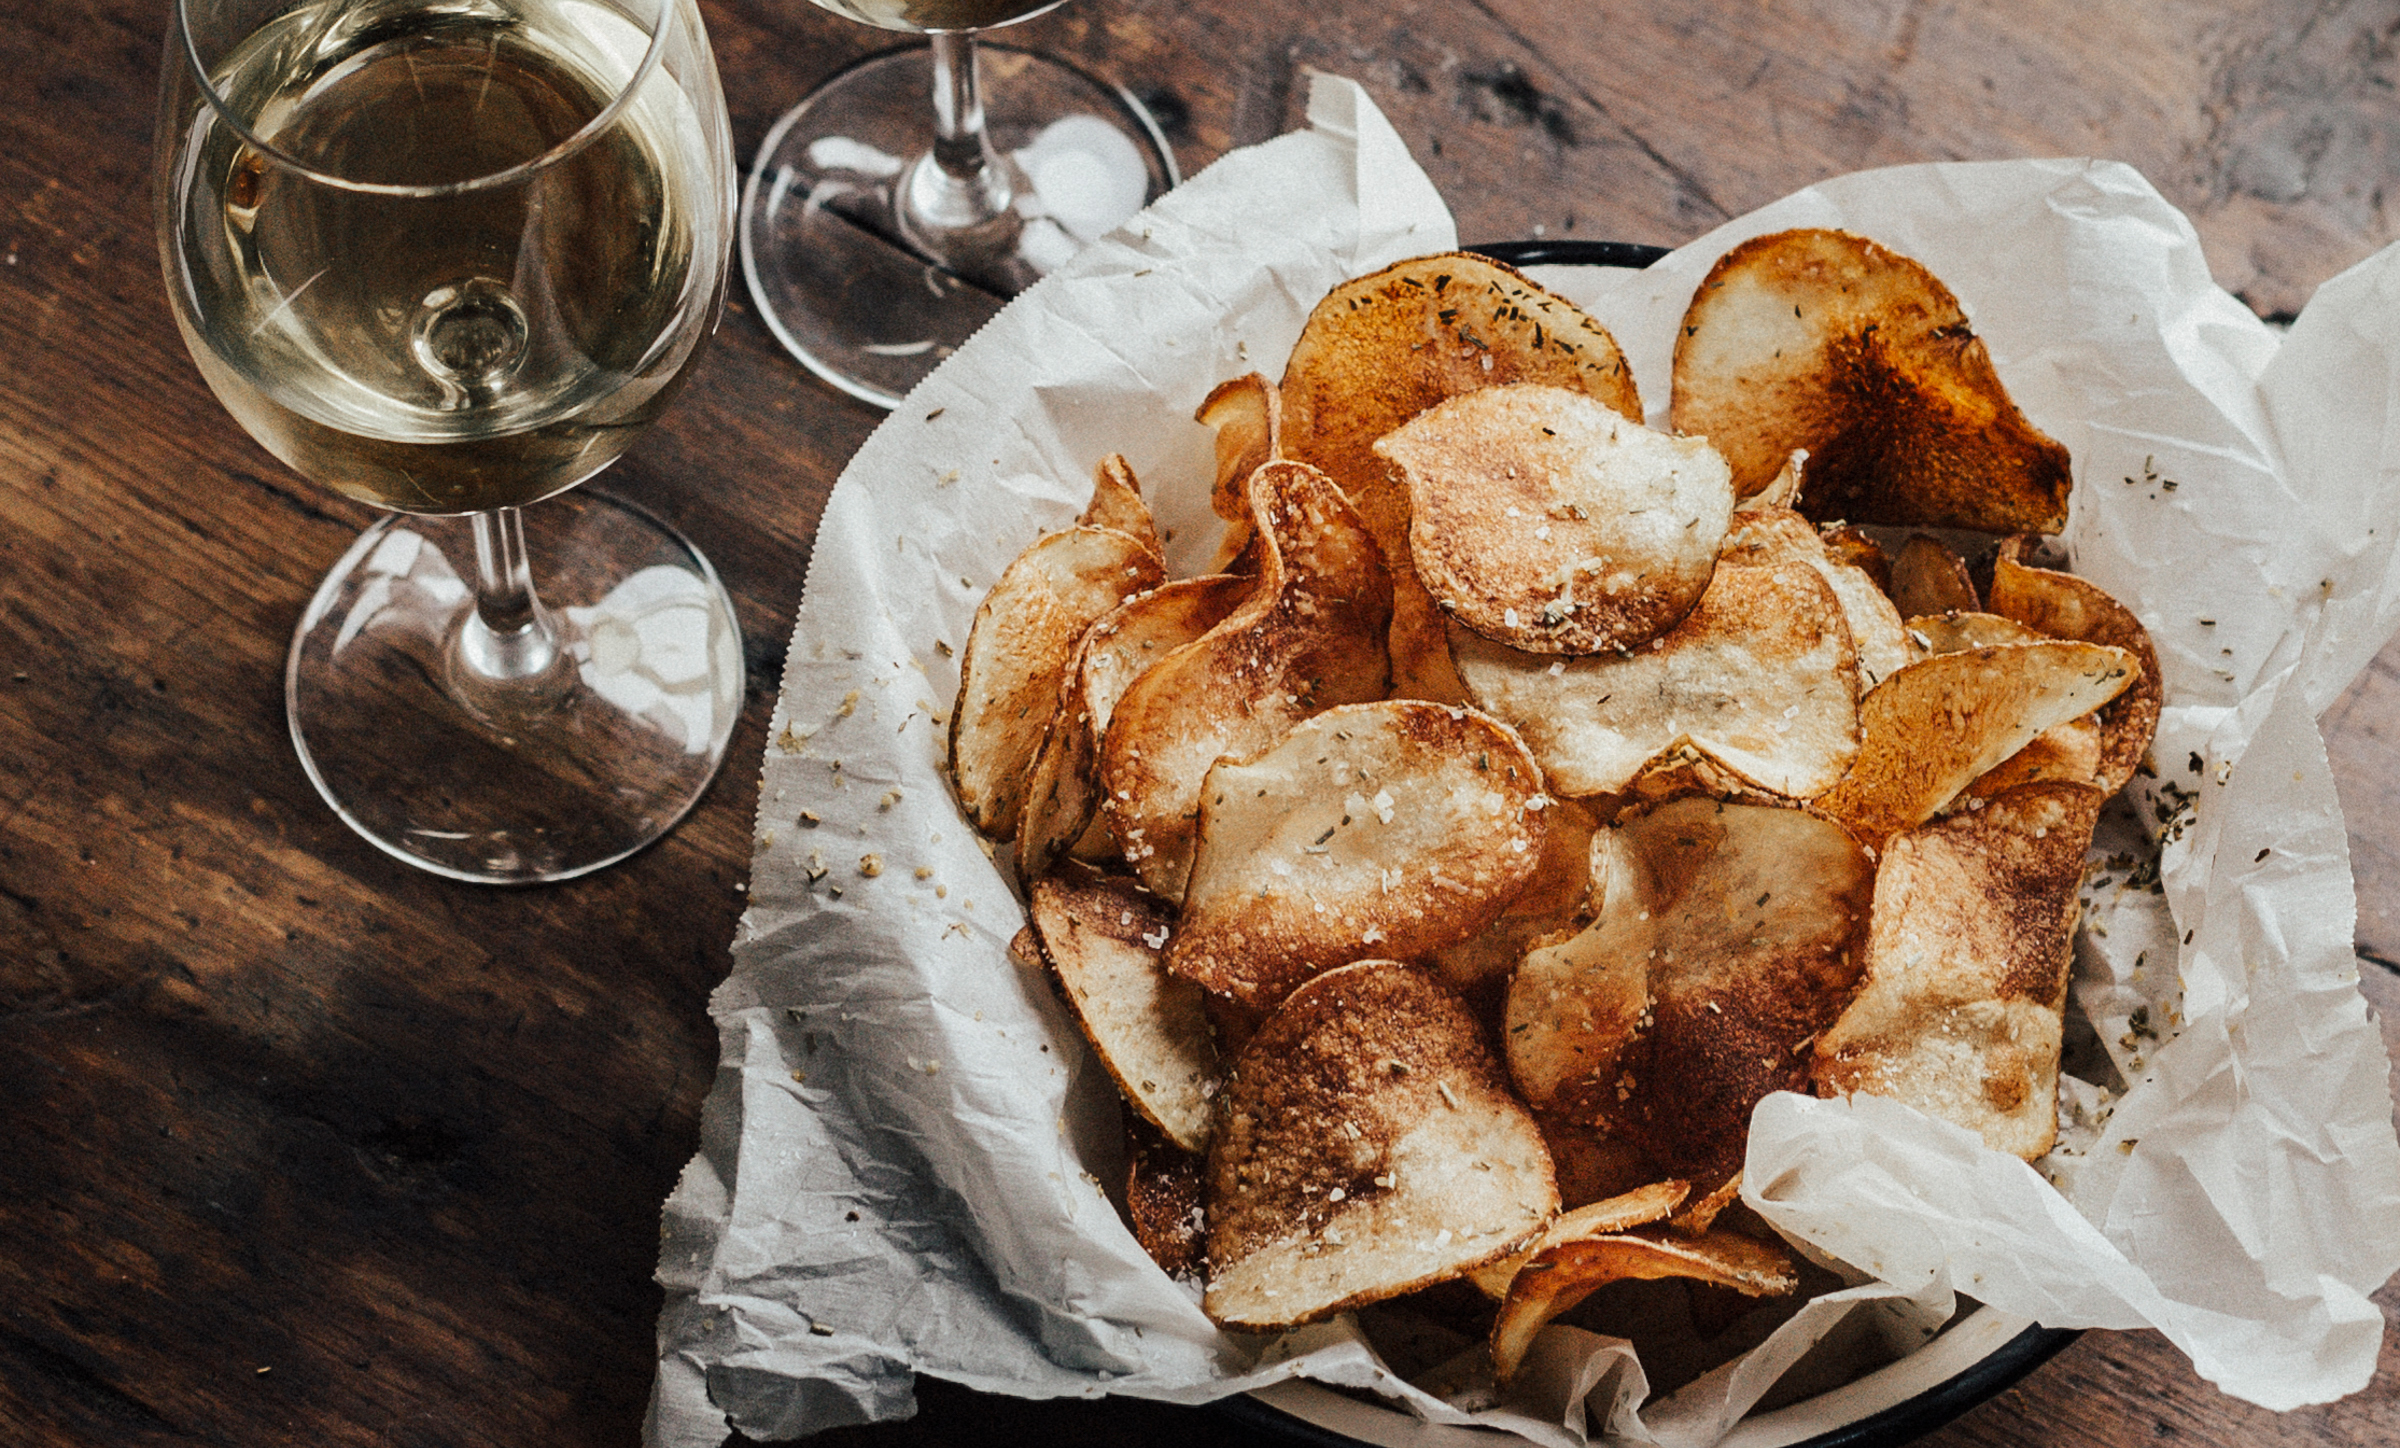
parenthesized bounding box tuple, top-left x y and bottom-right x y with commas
(648, 77, 2400, 1448)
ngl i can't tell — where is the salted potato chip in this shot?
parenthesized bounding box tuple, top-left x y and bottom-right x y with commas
(1017, 575, 1252, 881)
(1725, 505, 1911, 689)
(1902, 611, 2105, 796)
(1282, 254, 1642, 700)
(1196, 373, 1282, 524)
(1814, 640, 2136, 850)
(1375, 383, 1734, 654)
(1030, 871, 1221, 1153)
(1099, 461, 1393, 900)
(1889, 535, 1980, 618)
(1432, 796, 1600, 995)
(1080, 453, 1162, 557)
(1452, 553, 1860, 799)
(1506, 797, 1875, 1183)
(950, 526, 1165, 836)
(1126, 1113, 1206, 1277)
(1987, 549, 2161, 792)
(1490, 1228, 1797, 1384)
(1905, 610, 2041, 656)
(1205, 961, 1558, 1329)
(1671, 228, 2073, 533)
(1467, 1178, 1690, 1299)
(1168, 701, 1548, 1009)
(1814, 781, 2106, 1158)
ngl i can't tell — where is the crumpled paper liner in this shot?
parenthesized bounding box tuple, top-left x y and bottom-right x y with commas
(647, 74, 2400, 1447)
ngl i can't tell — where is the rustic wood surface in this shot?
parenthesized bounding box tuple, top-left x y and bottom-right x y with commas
(6, 0, 2400, 1444)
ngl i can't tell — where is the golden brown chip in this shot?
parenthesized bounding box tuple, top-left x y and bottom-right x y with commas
(1467, 1178, 1691, 1299)
(1168, 702, 1548, 1009)
(1126, 1112, 1206, 1277)
(1814, 640, 2136, 851)
(1451, 553, 1861, 799)
(1724, 505, 1911, 690)
(1506, 797, 1876, 1183)
(1281, 254, 1643, 700)
(1196, 372, 1282, 525)
(1017, 575, 1252, 881)
(1901, 611, 2106, 797)
(1986, 549, 2161, 792)
(1904, 610, 2043, 657)
(1080, 453, 1162, 556)
(1375, 383, 1733, 654)
(1490, 1228, 1797, 1384)
(1432, 796, 1601, 996)
(1813, 781, 2105, 1159)
(1204, 961, 1558, 1329)
(1670, 228, 2072, 533)
(1889, 535, 1980, 618)
(1098, 461, 1393, 900)
(1029, 871, 1221, 1153)
(950, 526, 1165, 837)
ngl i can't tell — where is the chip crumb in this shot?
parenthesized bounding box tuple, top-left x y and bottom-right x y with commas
(859, 854, 884, 877)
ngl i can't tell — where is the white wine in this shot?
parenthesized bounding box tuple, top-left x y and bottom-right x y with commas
(807, 0, 1065, 33)
(164, 0, 726, 514)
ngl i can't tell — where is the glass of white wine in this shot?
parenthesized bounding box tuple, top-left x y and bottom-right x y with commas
(158, 0, 744, 884)
(741, 0, 1178, 408)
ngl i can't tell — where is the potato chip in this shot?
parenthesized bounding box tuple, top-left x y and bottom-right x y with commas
(1205, 960, 1558, 1329)
(1451, 553, 1861, 799)
(1987, 549, 2161, 792)
(1374, 383, 1733, 655)
(950, 526, 1165, 837)
(1167, 701, 1548, 1008)
(1506, 797, 1875, 1183)
(1432, 796, 1600, 996)
(1196, 372, 1281, 524)
(1670, 228, 2073, 533)
(1888, 534, 1980, 618)
(1281, 254, 1643, 699)
(1030, 870, 1221, 1153)
(1080, 453, 1162, 557)
(1724, 505, 1911, 689)
(1467, 1179, 1690, 1300)
(1126, 1113, 1206, 1277)
(1489, 1228, 1797, 1384)
(1813, 781, 2106, 1158)
(1819, 524, 1891, 593)
(1901, 611, 2106, 796)
(1099, 461, 1393, 900)
(1017, 574, 1252, 880)
(1814, 639, 2136, 850)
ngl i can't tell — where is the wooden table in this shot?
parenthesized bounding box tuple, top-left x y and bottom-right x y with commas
(7, 0, 2399, 1444)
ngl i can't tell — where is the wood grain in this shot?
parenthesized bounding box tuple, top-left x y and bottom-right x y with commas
(5, 0, 2400, 1444)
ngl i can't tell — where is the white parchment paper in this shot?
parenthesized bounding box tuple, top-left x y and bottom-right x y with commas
(648, 75, 2400, 1446)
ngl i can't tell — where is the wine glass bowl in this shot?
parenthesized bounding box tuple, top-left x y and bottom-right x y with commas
(741, 3, 1177, 408)
(159, 0, 744, 883)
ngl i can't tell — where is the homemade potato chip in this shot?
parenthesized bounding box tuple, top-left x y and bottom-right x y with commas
(1281, 253, 1643, 699)
(1507, 797, 1874, 1184)
(1813, 781, 2106, 1159)
(1195, 372, 1281, 525)
(1814, 639, 2136, 850)
(1205, 961, 1558, 1329)
(1099, 461, 1393, 900)
(1467, 1178, 1690, 1299)
(1724, 505, 1911, 689)
(1167, 701, 1548, 1008)
(1081, 453, 1162, 556)
(1374, 383, 1733, 655)
(1451, 553, 1861, 799)
(1670, 228, 2073, 534)
(1889, 535, 1980, 618)
(1030, 870, 1221, 1153)
(1901, 611, 2106, 796)
(950, 526, 1165, 837)
(1987, 549, 2161, 792)
(1017, 574, 1252, 880)
(1490, 1228, 1798, 1384)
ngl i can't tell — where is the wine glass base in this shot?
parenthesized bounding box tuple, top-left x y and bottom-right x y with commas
(741, 42, 1177, 409)
(286, 491, 744, 885)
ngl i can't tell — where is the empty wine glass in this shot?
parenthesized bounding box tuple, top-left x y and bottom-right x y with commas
(741, 0, 1178, 408)
(158, 0, 743, 883)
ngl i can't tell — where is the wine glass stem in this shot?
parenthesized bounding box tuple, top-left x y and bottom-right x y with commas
(901, 32, 1015, 250)
(457, 506, 566, 694)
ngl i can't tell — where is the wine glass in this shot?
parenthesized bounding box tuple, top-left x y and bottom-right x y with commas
(741, 0, 1178, 408)
(157, 0, 744, 884)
